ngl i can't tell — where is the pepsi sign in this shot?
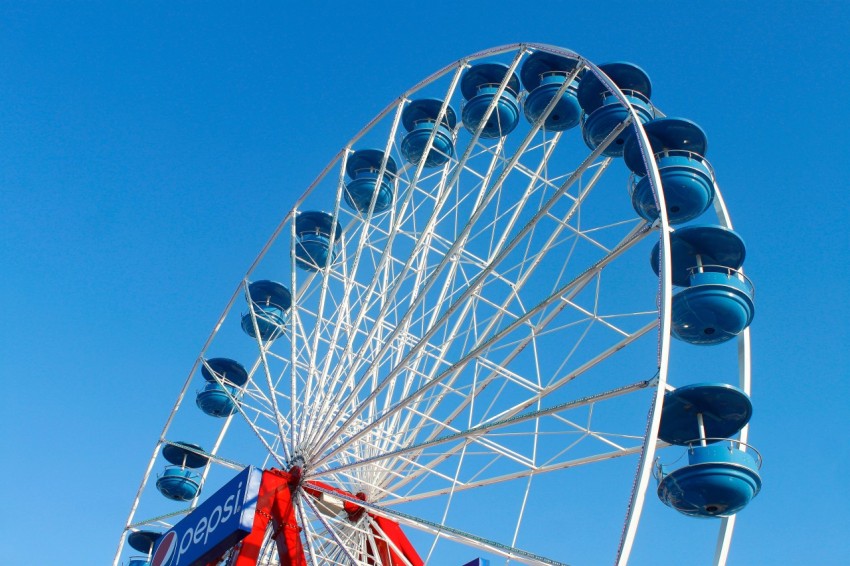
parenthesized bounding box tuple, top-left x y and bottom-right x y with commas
(151, 466, 262, 566)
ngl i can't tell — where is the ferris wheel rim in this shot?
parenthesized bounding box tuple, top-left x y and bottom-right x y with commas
(114, 43, 755, 566)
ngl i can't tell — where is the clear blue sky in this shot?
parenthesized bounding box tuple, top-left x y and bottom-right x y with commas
(2, 2, 848, 565)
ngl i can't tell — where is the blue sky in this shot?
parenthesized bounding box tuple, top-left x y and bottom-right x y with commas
(2, 2, 849, 565)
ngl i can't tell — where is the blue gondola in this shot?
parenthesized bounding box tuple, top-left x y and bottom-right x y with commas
(656, 383, 762, 517)
(155, 442, 208, 501)
(241, 280, 292, 340)
(294, 211, 342, 271)
(577, 62, 654, 156)
(126, 530, 160, 566)
(624, 118, 716, 224)
(343, 149, 398, 214)
(196, 358, 249, 417)
(651, 225, 755, 345)
(461, 63, 521, 138)
(520, 51, 583, 131)
(401, 99, 457, 167)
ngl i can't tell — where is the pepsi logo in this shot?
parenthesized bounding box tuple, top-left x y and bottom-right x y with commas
(139, 467, 260, 566)
(152, 530, 177, 566)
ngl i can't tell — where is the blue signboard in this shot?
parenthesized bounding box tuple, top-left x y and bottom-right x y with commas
(151, 466, 262, 566)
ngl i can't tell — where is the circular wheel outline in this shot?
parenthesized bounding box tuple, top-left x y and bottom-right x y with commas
(114, 43, 753, 566)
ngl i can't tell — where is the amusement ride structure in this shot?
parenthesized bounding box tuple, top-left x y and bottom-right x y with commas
(115, 43, 761, 566)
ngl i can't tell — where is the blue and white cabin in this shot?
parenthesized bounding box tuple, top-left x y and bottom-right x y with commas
(241, 280, 291, 341)
(656, 383, 762, 517)
(460, 63, 521, 139)
(126, 530, 161, 566)
(343, 149, 398, 214)
(520, 51, 583, 131)
(294, 211, 343, 272)
(651, 225, 755, 345)
(155, 442, 208, 501)
(196, 357, 249, 418)
(577, 62, 654, 156)
(400, 99, 457, 168)
(624, 118, 715, 225)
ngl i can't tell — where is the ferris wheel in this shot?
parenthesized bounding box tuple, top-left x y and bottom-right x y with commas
(115, 43, 761, 566)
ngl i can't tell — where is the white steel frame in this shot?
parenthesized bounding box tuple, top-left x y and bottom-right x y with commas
(114, 43, 751, 566)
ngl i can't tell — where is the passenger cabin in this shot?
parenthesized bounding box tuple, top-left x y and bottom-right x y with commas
(241, 280, 292, 341)
(577, 62, 654, 156)
(343, 149, 398, 214)
(155, 442, 208, 501)
(624, 117, 715, 224)
(520, 50, 583, 131)
(400, 99, 457, 168)
(125, 530, 161, 566)
(651, 225, 755, 345)
(656, 383, 762, 517)
(196, 358, 249, 418)
(294, 211, 342, 272)
(460, 63, 521, 138)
